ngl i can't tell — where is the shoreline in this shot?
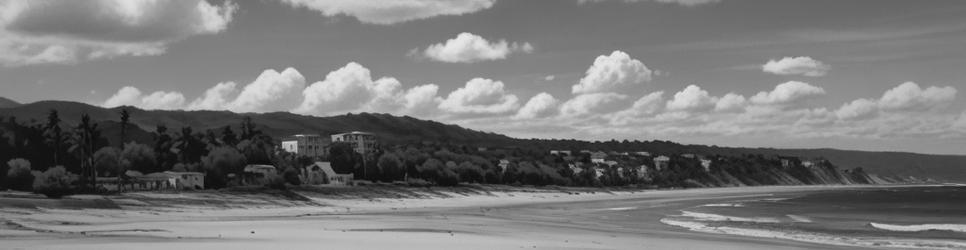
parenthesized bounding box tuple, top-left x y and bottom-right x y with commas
(0, 184, 929, 249)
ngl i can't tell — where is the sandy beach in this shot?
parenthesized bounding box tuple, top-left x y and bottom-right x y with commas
(0, 185, 885, 250)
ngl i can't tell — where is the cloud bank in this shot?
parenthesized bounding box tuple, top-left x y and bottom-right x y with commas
(0, 0, 236, 66)
(278, 0, 495, 25)
(578, 0, 722, 7)
(100, 50, 965, 146)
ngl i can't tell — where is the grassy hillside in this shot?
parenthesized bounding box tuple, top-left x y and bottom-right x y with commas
(1, 100, 963, 182)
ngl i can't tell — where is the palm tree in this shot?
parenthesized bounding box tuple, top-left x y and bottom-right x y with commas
(119, 108, 130, 147)
(44, 109, 63, 166)
(172, 126, 194, 164)
(69, 114, 100, 191)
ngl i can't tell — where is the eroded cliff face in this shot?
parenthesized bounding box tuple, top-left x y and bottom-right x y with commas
(697, 162, 916, 188)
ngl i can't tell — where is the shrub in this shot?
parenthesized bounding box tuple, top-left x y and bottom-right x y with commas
(264, 173, 287, 190)
(122, 142, 157, 173)
(415, 158, 461, 186)
(32, 166, 76, 198)
(282, 168, 302, 185)
(455, 161, 484, 183)
(436, 168, 460, 186)
(93, 147, 122, 176)
(377, 153, 405, 182)
(6, 158, 33, 191)
(202, 146, 247, 189)
(405, 178, 432, 187)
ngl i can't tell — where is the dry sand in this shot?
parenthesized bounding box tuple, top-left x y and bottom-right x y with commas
(0, 185, 882, 250)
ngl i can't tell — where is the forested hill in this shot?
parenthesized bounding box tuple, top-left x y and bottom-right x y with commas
(1, 100, 964, 182)
(0, 100, 516, 146)
(0, 97, 20, 109)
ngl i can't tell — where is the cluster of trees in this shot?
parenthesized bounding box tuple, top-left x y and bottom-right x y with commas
(0, 110, 309, 196)
(338, 141, 857, 188)
(2, 109, 864, 197)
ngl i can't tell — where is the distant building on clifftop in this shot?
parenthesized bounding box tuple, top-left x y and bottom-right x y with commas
(331, 131, 377, 154)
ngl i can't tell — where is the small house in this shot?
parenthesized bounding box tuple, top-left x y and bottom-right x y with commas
(243, 164, 277, 185)
(590, 151, 607, 164)
(637, 165, 649, 179)
(550, 150, 572, 156)
(569, 163, 583, 175)
(302, 162, 354, 186)
(498, 159, 510, 173)
(700, 159, 712, 172)
(653, 156, 670, 171)
(164, 171, 205, 190)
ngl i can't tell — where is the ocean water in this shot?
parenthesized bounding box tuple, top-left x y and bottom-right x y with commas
(660, 186, 966, 249)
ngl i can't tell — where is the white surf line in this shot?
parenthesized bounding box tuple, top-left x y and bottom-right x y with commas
(701, 203, 745, 207)
(661, 218, 966, 250)
(600, 207, 638, 211)
(870, 223, 966, 233)
(678, 211, 781, 223)
(786, 215, 812, 223)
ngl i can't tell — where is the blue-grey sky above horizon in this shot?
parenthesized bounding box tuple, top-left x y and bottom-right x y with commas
(1, 0, 965, 155)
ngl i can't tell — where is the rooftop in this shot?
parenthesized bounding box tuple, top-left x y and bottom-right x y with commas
(332, 131, 374, 136)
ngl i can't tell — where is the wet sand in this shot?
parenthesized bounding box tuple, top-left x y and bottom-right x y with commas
(0, 185, 881, 250)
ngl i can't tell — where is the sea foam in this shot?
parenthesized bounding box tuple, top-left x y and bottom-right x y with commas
(701, 203, 744, 207)
(870, 223, 966, 233)
(661, 218, 966, 250)
(679, 211, 780, 223)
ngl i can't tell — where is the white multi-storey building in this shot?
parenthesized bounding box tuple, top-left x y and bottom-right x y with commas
(331, 131, 377, 154)
(281, 134, 327, 159)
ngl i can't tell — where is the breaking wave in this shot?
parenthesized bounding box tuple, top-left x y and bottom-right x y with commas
(870, 223, 966, 233)
(661, 218, 966, 250)
(679, 211, 780, 223)
(701, 203, 744, 207)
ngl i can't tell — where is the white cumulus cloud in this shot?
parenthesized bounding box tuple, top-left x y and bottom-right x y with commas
(714, 93, 747, 112)
(560, 92, 628, 117)
(278, 0, 495, 25)
(0, 0, 236, 66)
(230, 68, 306, 113)
(608, 91, 665, 125)
(417, 32, 533, 63)
(514, 92, 559, 119)
(439, 78, 519, 114)
(140, 91, 186, 110)
(762, 56, 830, 77)
(102, 86, 185, 110)
(573, 50, 652, 94)
(749, 81, 826, 105)
(835, 98, 877, 120)
(402, 84, 442, 115)
(103, 86, 144, 108)
(666, 85, 717, 112)
(187, 81, 238, 111)
(296, 62, 409, 115)
(877, 81, 956, 111)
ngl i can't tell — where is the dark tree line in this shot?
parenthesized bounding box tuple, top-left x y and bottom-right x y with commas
(0, 110, 300, 196)
(2, 110, 869, 197)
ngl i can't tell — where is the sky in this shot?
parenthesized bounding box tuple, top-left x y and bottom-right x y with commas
(0, 0, 965, 155)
